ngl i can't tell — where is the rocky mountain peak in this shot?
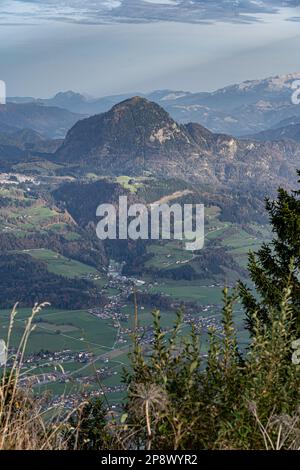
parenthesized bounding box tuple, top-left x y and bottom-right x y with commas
(55, 96, 199, 168)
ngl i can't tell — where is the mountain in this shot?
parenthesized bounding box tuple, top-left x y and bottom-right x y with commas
(38, 91, 88, 111)
(56, 96, 200, 172)
(55, 96, 300, 187)
(0, 102, 84, 139)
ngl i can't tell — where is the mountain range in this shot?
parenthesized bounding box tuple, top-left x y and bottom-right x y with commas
(7, 72, 300, 138)
(53, 96, 300, 187)
(2, 74, 300, 189)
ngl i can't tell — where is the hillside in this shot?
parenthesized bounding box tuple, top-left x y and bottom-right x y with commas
(0, 102, 83, 139)
(250, 122, 300, 143)
(0, 252, 104, 309)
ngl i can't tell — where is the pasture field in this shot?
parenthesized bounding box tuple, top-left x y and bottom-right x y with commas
(146, 280, 225, 305)
(16, 248, 100, 279)
(121, 304, 179, 329)
(145, 242, 194, 270)
(0, 307, 117, 354)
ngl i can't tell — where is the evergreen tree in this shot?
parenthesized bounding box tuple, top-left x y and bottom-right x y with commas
(239, 172, 300, 333)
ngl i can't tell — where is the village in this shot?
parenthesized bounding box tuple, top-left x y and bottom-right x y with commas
(4, 258, 224, 409)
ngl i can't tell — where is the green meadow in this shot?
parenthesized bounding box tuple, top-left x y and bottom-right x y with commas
(17, 248, 99, 279)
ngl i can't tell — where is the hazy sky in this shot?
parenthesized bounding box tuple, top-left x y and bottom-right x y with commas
(0, 1, 300, 97)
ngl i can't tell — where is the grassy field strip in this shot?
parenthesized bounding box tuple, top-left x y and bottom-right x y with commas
(35, 326, 116, 351)
(11, 317, 118, 352)
(16, 248, 99, 279)
(0, 308, 118, 354)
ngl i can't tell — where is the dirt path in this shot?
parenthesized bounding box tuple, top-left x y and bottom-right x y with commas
(150, 189, 194, 206)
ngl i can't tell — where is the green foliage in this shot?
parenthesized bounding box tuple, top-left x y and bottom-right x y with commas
(122, 308, 202, 449)
(239, 174, 300, 333)
(67, 398, 110, 450)
(120, 285, 300, 450)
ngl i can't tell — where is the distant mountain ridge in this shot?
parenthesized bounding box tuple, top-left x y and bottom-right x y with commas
(162, 72, 300, 136)
(9, 72, 300, 137)
(0, 102, 83, 139)
(250, 123, 300, 143)
(248, 114, 300, 143)
(8, 90, 191, 117)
